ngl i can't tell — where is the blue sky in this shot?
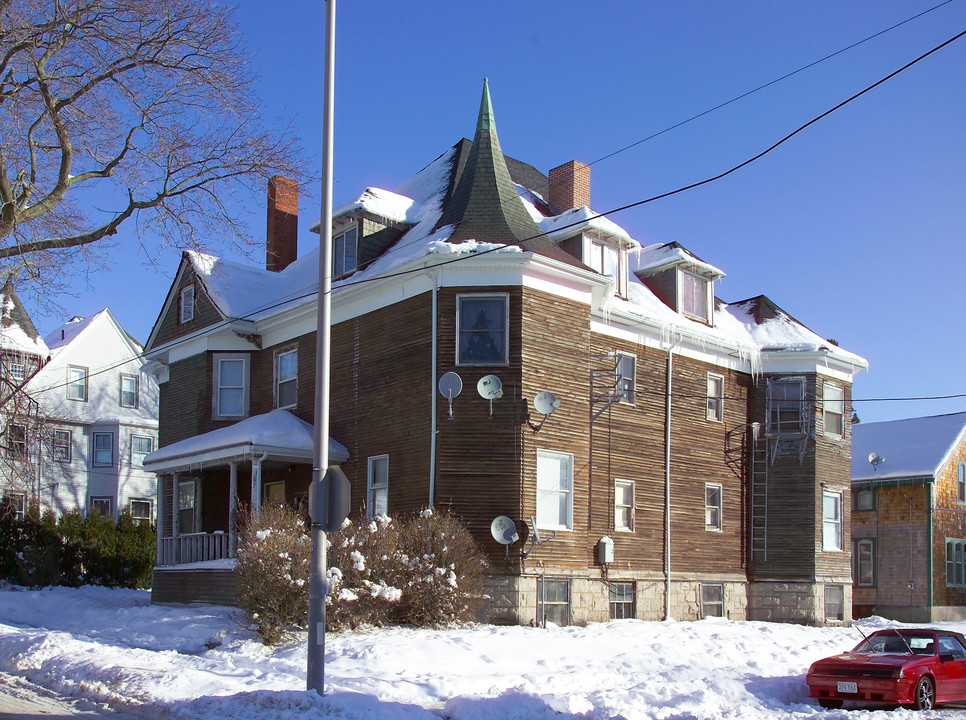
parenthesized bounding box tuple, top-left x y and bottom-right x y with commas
(27, 0, 966, 424)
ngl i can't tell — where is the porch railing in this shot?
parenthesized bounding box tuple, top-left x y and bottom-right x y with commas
(157, 531, 233, 566)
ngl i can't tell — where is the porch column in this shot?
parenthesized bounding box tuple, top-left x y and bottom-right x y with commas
(172, 471, 181, 564)
(229, 461, 238, 555)
(251, 455, 263, 517)
(155, 475, 164, 565)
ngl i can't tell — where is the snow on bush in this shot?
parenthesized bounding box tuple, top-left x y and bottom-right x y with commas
(236, 504, 488, 642)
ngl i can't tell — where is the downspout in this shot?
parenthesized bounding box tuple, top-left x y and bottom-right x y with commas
(428, 273, 439, 510)
(928, 482, 934, 617)
(664, 346, 674, 621)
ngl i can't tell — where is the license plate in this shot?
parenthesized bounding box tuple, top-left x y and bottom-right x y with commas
(837, 681, 858, 694)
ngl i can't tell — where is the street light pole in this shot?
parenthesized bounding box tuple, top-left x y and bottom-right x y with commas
(308, 0, 335, 697)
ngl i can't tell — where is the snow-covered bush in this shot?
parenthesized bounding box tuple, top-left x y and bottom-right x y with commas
(235, 504, 311, 644)
(236, 505, 489, 642)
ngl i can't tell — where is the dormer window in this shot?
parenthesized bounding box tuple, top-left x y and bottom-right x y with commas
(333, 225, 358, 278)
(679, 270, 711, 323)
(588, 238, 625, 296)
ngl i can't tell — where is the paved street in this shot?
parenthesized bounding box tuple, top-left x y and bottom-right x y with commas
(0, 672, 136, 719)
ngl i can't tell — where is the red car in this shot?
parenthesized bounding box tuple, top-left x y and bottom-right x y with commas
(806, 628, 966, 710)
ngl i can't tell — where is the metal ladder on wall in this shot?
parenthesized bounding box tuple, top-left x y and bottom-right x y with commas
(750, 437, 769, 562)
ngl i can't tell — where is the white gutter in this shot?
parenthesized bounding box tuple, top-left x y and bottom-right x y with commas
(428, 272, 439, 509)
(251, 451, 269, 516)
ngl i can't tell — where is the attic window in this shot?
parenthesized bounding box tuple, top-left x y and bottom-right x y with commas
(679, 270, 711, 323)
(588, 239, 625, 296)
(333, 225, 358, 278)
(180, 285, 195, 324)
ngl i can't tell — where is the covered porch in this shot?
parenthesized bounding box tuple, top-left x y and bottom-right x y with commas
(143, 409, 348, 604)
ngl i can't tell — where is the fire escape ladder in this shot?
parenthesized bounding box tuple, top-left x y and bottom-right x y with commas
(750, 435, 769, 562)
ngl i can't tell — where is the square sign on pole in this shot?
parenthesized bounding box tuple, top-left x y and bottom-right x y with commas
(309, 465, 351, 532)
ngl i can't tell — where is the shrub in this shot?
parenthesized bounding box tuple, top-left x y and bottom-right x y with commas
(235, 505, 489, 643)
(235, 504, 312, 644)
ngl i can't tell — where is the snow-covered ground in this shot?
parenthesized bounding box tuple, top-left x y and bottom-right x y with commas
(1, 586, 964, 720)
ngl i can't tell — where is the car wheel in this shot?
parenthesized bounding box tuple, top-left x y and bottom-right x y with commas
(818, 699, 843, 709)
(913, 676, 935, 711)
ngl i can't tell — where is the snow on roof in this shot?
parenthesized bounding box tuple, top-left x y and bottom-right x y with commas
(332, 187, 419, 225)
(851, 412, 966, 482)
(143, 409, 348, 469)
(539, 206, 637, 247)
(632, 243, 725, 278)
(0, 287, 49, 356)
(44, 312, 98, 352)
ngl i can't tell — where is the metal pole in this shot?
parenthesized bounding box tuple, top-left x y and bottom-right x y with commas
(308, 0, 335, 696)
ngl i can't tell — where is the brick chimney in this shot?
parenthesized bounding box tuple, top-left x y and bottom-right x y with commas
(549, 160, 590, 212)
(266, 176, 298, 272)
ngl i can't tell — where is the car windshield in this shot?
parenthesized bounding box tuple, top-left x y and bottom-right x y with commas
(854, 633, 935, 655)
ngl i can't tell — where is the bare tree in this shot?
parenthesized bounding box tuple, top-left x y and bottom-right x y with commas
(0, 0, 306, 294)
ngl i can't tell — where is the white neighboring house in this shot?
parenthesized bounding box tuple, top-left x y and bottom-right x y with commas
(0, 283, 159, 522)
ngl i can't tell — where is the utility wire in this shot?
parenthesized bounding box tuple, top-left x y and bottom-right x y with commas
(20, 26, 966, 404)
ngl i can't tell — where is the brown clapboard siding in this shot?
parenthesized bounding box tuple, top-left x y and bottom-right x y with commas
(152, 265, 224, 349)
(158, 353, 209, 448)
(930, 437, 966, 607)
(814, 376, 853, 581)
(328, 292, 434, 520)
(152, 568, 237, 605)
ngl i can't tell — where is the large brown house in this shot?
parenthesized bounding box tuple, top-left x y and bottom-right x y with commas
(852, 412, 966, 621)
(143, 81, 867, 625)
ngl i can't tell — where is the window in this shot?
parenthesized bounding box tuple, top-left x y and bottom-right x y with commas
(333, 225, 358, 278)
(212, 354, 249, 419)
(131, 435, 153, 466)
(588, 239, 625, 296)
(536, 450, 573, 531)
(456, 294, 508, 365)
(615, 479, 634, 531)
(6, 424, 26, 460)
(939, 635, 966, 659)
(767, 379, 804, 435)
(178, 480, 196, 533)
(705, 484, 722, 531)
(854, 488, 875, 511)
(120, 374, 138, 408)
(609, 582, 635, 620)
(275, 347, 298, 409)
(822, 491, 843, 551)
(854, 538, 875, 586)
(264, 481, 285, 506)
(9, 362, 25, 381)
(2, 493, 26, 521)
(823, 384, 845, 437)
(367, 455, 388, 518)
(706, 373, 724, 422)
(701, 584, 724, 618)
(130, 499, 152, 524)
(67, 365, 88, 401)
(947, 539, 966, 587)
(89, 496, 113, 518)
(615, 353, 635, 404)
(180, 285, 195, 324)
(93, 432, 113, 467)
(537, 577, 571, 627)
(680, 270, 710, 322)
(51, 429, 71, 462)
(959, 463, 966, 504)
(825, 585, 845, 621)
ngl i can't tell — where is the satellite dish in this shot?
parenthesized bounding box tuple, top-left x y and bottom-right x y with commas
(438, 372, 463, 398)
(869, 452, 885, 470)
(490, 516, 519, 545)
(533, 391, 560, 416)
(477, 374, 503, 400)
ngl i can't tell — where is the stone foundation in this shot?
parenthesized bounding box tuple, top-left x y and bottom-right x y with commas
(748, 580, 852, 626)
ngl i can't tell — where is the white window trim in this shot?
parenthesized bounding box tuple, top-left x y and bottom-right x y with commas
(822, 490, 843, 552)
(129, 498, 153, 524)
(536, 449, 574, 532)
(614, 352, 636, 405)
(854, 537, 875, 587)
(701, 583, 725, 618)
(274, 346, 298, 410)
(678, 268, 712, 324)
(824, 584, 845, 622)
(212, 353, 250, 420)
(586, 236, 627, 297)
(615, 478, 634, 532)
(92, 432, 114, 468)
(180, 285, 195, 324)
(131, 435, 153, 466)
(366, 454, 389, 519)
(333, 224, 359, 278)
(823, 383, 845, 438)
(456, 293, 510, 366)
(67, 365, 88, 402)
(958, 462, 966, 505)
(89, 496, 113, 518)
(51, 429, 71, 463)
(9, 362, 25, 381)
(6, 423, 26, 460)
(706, 373, 724, 422)
(705, 483, 723, 531)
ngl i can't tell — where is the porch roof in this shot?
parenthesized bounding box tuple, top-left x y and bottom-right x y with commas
(143, 409, 349, 473)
